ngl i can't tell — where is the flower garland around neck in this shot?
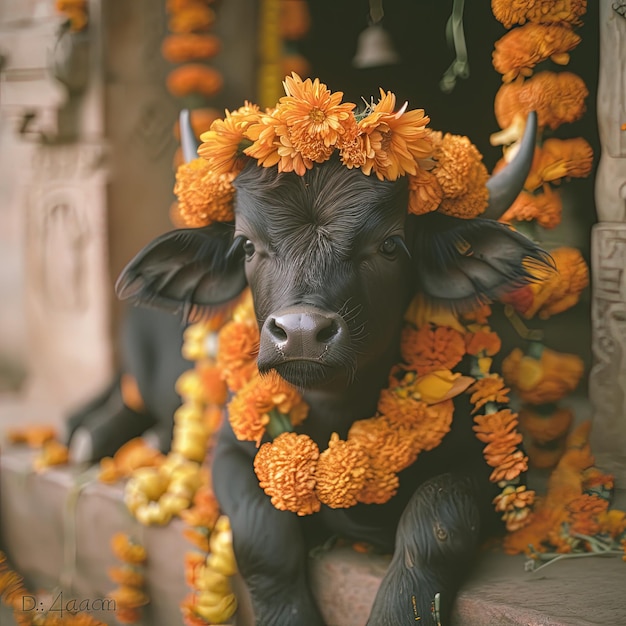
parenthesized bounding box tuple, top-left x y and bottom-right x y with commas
(217, 291, 535, 529)
(172, 72, 492, 228)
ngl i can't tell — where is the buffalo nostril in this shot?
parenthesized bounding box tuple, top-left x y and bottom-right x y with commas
(316, 319, 340, 344)
(268, 317, 288, 342)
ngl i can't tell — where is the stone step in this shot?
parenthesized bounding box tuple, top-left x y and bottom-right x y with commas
(1, 448, 625, 626)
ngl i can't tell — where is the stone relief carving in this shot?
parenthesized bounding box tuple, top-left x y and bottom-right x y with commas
(590, 225, 626, 481)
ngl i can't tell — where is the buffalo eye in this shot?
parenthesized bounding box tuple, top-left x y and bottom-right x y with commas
(379, 236, 401, 258)
(242, 239, 256, 258)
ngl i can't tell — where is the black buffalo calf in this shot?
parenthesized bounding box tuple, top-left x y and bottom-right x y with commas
(117, 99, 545, 625)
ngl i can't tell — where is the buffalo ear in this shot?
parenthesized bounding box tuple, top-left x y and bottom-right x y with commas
(115, 222, 247, 319)
(407, 212, 552, 310)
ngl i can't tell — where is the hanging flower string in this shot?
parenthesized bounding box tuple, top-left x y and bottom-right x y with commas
(107, 533, 149, 625)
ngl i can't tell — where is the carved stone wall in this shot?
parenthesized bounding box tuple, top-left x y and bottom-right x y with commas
(590, 0, 626, 484)
(0, 0, 112, 429)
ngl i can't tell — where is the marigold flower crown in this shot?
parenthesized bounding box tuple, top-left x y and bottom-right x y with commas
(172, 73, 492, 228)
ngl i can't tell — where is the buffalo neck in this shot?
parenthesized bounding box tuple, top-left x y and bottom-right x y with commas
(298, 328, 403, 445)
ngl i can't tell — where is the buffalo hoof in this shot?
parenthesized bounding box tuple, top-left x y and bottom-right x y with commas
(366, 473, 480, 626)
(67, 405, 157, 463)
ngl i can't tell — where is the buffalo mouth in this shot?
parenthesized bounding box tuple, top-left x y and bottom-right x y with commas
(259, 358, 345, 390)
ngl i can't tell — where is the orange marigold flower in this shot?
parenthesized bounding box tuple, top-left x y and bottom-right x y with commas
(430, 133, 489, 218)
(168, 4, 215, 32)
(493, 485, 535, 531)
(502, 346, 584, 404)
(494, 71, 588, 132)
(400, 324, 466, 374)
(524, 247, 589, 319)
(407, 167, 443, 215)
(358, 90, 432, 181)
(227, 371, 308, 446)
(357, 466, 400, 505)
(161, 33, 221, 63)
(254, 432, 321, 515)
(465, 329, 501, 356)
(524, 138, 594, 191)
(489, 450, 528, 483)
(217, 320, 260, 392)
(173, 159, 235, 227)
(108, 585, 150, 609)
(493, 23, 581, 83)
(461, 303, 492, 325)
(491, 0, 587, 28)
(315, 433, 368, 508)
(519, 405, 574, 444)
(280, 0, 311, 39)
(6, 424, 56, 447)
(197, 363, 228, 405)
(567, 493, 608, 536)
(277, 73, 356, 162)
(499, 188, 563, 230)
(468, 374, 510, 413)
(182, 527, 210, 552)
(111, 533, 147, 565)
(166, 64, 223, 99)
(108, 565, 145, 588)
(349, 413, 417, 473)
(198, 103, 261, 175)
(184, 552, 205, 588)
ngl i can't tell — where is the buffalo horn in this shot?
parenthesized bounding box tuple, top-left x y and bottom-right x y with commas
(484, 111, 537, 219)
(180, 109, 200, 163)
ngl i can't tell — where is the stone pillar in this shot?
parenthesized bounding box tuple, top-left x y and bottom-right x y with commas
(589, 0, 626, 484)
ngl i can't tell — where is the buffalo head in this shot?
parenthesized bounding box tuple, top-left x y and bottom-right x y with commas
(116, 111, 546, 392)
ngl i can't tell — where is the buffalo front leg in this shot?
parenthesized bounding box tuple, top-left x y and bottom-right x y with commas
(212, 429, 325, 626)
(367, 473, 481, 626)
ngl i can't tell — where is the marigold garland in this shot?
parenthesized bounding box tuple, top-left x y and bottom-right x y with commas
(217, 292, 532, 522)
(173, 73, 496, 228)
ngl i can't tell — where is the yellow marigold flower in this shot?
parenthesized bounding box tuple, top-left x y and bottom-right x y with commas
(598, 509, 626, 538)
(502, 346, 584, 404)
(278, 73, 357, 160)
(315, 433, 368, 508)
(491, 0, 587, 29)
(495, 71, 588, 132)
(33, 439, 69, 471)
(499, 188, 563, 230)
(173, 159, 235, 227)
(217, 320, 260, 392)
(111, 533, 147, 565)
(465, 329, 501, 356)
(519, 405, 574, 444)
(493, 23, 581, 83)
(407, 167, 443, 215)
(525, 247, 589, 319)
(400, 324, 466, 374)
(468, 374, 510, 413)
(431, 133, 489, 218)
(254, 432, 321, 515)
(413, 369, 473, 405)
(358, 90, 432, 181)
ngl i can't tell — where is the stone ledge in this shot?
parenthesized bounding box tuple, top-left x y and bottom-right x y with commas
(2, 448, 626, 626)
